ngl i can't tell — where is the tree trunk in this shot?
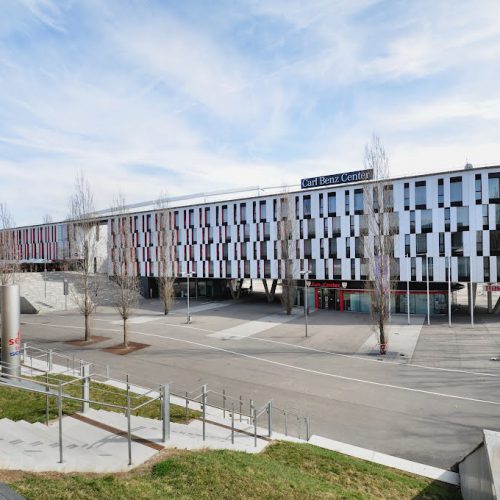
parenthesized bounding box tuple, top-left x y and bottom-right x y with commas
(84, 312, 90, 342)
(123, 318, 128, 348)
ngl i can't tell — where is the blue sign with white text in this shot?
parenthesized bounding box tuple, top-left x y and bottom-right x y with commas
(301, 169, 373, 189)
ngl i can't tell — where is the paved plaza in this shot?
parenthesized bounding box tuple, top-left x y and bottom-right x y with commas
(19, 294, 500, 469)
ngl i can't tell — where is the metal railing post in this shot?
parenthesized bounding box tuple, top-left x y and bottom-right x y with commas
(297, 416, 301, 440)
(106, 364, 110, 380)
(231, 404, 235, 445)
(254, 407, 257, 447)
(202, 384, 207, 441)
(45, 372, 49, 426)
(239, 395, 242, 422)
(284, 411, 288, 436)
(22, 342, 27, 363)
(81, 364, 90, 413)
(306, 417, 310, 441)
(250, 399, 254, 425)
(162, 384, 170, 442)
(185, 391, 189, 425)
(268, 401, 272, 438)
(48, 349, 53, 372)
(58, 382, 63, 463)
(126, 375, 132, 466)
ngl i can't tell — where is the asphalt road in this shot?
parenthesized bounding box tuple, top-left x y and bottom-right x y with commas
(18, 297, 500, 469)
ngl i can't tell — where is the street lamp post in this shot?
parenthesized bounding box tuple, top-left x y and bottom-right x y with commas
(416, 253, 430, 326)
(300, 268, 310, 338)
(182, 272, 194, 324)
(406, 255, 410, 325)
(447, 256, 452, 328)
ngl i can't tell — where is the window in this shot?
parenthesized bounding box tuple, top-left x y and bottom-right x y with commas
(264, 222, 270, 241)
(243, 224, 250, 242)
(319, 194, 324, 218)
(410, 211, 416, 233)
(483, 205, 489, 229)
(490, 230, 500, 256)
(304, 239, 312, 259)
(384, 185, 394, 212)
(295, 196, 300, 219)
(302, 196, 311, 219)
(354, 189, 363, 214)
(451, 232, 464, 256)
(477, 231, 483, 256)
(350, 216, 355, 237)
(444, 208, 450, 231)
(259, 201, 266, 222)
(404, 183, 410, 210)
(351, 259, 356, 280)
(450, 176, 463, 206)
(484, 257, 490, 282)
(307, 219, 316, 239)
(411, 257, 416, 280)
(359, 215, 369, 236)
(415, 181, 426, 209)
(475, 174, 482, 204)
(439, 233, 445, 256)
(240, 204, 246, 223)
(405, 234, 410, 256)
(488, 173, 500, 203)
(355, 237, 363, 258)
(174, 211, 179, 229)
(389, 212, 399, 234)
(457, 257, 470, 281)
(438, 179, 444, 207)
(346, 238, 351, 258)
(328, 193, 336, 216)
(496, 205, 500, 229)
(421, 209, 432, 233)
(323, 218, 328, 237)
(329, 238, 338, 258)
(221, 205, 228, 226)
(416, 233, 427, 254)
(373, 186, 379, 213)
(205, 207, 211, 226)
(456, 207, 469, 231)
(345, 191, 350, 215)
(261, 242, 268, 260)
(332, 217, 341, 237)
(333, 259, 341, 279)
(360, 258, 369, 280)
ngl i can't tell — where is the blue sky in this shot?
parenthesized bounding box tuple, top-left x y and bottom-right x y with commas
(2, 0, 500, 225)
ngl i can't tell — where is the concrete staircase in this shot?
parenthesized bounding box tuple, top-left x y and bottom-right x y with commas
(14, 272, 125, 313)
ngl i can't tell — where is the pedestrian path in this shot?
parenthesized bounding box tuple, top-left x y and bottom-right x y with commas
(208, 311, 300, 341)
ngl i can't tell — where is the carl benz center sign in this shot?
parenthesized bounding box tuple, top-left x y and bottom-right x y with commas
(300, 169, 373, 189)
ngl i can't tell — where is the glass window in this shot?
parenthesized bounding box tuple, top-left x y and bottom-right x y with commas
(421, 209, 432, 233)
(416, 233, 427, 254)
(490, 230, 500, 256)
(354, 189, 363, 214)
(304, 239, 312, 258)
(438, 179, 444, 207)
(456, 207, 469, 231)
(351, 259, 356, 279)
(404, 183, 410, 210)
(302, 196, 311, 218)
(355, 237, 363, 258)
(415, 181, 426, 209)
(484, 257, 490, 282)
(346, 238, 351, 258)
(240, 204, 246, 224)
(328, 193, 336, 216)
(410, 211, 416, 233)
(333, 259, 341, 278)
(345, 191, 350, 215)
(439, 233, 445, 256)
(350, 216, 355, 236)
(483, 205, 489, 229)
(323, 218, 328, 237)
(411, 257, 416, 280)
(444, 208, 450, 231)
(457, 256, 470, 281)
(373, 186, 379, 213)
(359, 215, 368, 236)
(384, 185, 394, 212)
(295, 197, 300, 219)
(308, 219, 316, 238)
(389, 212, 399, 234)
(496, 205, 500, 229)
(476, 231, 483, 256)
(319, 194, 324, 218)
(259, 201, 266, 221)
(451, 232, 464, 256)
(475, 174, 482, 204)
(264, 222, 270, 241)
(329, 238, 337, 258)
(332, 217, 341, 237)
(450, 176, 463, 206)
(488, 173, 500, 203)
(405, 234, 410, 256)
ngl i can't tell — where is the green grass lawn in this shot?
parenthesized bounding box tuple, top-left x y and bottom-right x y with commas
(0, 373, 199, 423)
(5, 441, 461, 500)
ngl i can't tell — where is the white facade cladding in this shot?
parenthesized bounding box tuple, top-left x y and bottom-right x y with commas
(2, 164, 500, 285)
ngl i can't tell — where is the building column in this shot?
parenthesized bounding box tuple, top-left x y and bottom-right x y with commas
(487, 284, 493, 313)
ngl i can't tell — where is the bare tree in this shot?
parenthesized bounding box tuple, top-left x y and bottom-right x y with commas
(363, 135, 396, 354)
(111, 195, 140, 347)
(42, 213, 53, 224)
(277, 191, 297, 315)
(156, 193, 176, 315)
(68, 172, 100, 341)
(0, 203, 18, 285)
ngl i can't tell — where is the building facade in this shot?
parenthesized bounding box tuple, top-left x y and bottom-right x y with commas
(2, 164, 500, 313)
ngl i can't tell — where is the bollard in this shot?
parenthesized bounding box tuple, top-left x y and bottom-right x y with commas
(45, 372, 50, 426)
(58, 382, 63, 463)
(267, 401, 272, 438)
(126, 376, 132, 466)
(161, 384, 170, 442)
(202, 385, 207, 441)
(306, 417, 310, 441)
(81, 364, 90, 413)
(250, 399, 254, 426)
(239, 395, 243, 422)
(106, 364, 110, 380)
(231, 404, 235, 445)
(48, 349, 53, 372)
(185, 391, 189, 425)
(222, 389, 226, 419)
(254, 407, 257, 447)
(284, 411, 288, 436)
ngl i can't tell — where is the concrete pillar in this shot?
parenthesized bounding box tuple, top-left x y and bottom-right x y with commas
(488, 288, 493, 313)
(1, 285, 21, 377)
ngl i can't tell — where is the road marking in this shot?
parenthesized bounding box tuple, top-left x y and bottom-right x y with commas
(23, 321, 500, 407)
